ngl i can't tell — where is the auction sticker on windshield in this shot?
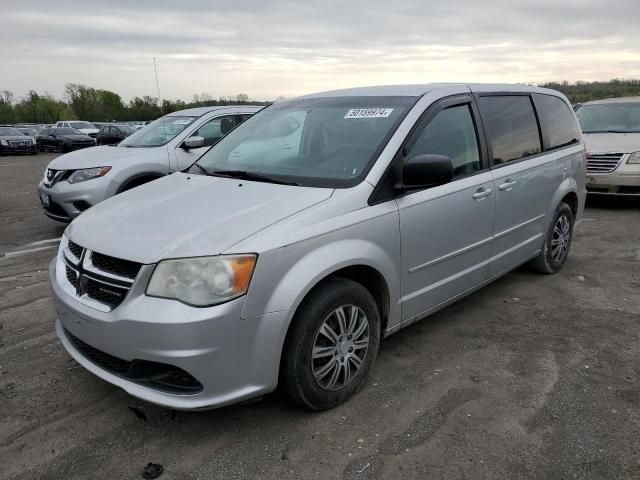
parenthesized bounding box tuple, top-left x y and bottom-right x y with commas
(344, 108, 393, 119)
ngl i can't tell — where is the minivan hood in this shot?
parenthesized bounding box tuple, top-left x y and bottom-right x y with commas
(583, 132, 640, 154)
(66, 173, 334, 264)
(48, 145, 159, 169)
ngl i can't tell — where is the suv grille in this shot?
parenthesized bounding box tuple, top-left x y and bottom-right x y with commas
(60, 238, 142, 311)
(586, 153, 624, 173)
(64, 328, 203, 394)
(91, 252, 141, 280)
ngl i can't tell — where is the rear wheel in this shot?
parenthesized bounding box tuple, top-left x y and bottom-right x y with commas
(530, 202, 574, 273)
(281, 277, 380, 410)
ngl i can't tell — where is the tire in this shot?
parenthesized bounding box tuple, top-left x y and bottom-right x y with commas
(530, 202, 574, 274)
(281, 277, 381, 410)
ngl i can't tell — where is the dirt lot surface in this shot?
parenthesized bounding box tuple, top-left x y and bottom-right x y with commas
(0, 153, 639, 479)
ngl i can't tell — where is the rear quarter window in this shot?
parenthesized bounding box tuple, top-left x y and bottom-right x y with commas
(533, 94, 581, 150)
(478, 95, 541, 165)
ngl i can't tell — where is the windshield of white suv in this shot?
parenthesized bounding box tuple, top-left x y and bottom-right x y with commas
(193, 96, 416, 187)
(120, 115, 197, 147)
(577, 103, 640, 133)
(69, 121, 95, 130)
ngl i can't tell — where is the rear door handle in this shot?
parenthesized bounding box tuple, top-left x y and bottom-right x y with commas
(498, 179, 518, 191)
(472, 187, 493, 200)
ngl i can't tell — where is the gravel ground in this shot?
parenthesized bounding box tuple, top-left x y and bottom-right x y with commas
(0, 153, 638, 479)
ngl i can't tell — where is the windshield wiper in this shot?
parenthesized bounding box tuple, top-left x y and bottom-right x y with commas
(210, 169, 300, 186)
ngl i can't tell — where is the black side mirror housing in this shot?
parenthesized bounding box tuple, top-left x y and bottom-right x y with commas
(397, 154, 453, 191)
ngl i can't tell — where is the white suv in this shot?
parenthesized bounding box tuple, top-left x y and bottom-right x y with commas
(39, 106, 261, 221)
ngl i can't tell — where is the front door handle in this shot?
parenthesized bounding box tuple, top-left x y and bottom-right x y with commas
(498, 179, 518, 191)
(472, 187, 493, 200)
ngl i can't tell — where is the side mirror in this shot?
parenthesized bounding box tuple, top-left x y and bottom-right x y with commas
(397, 154, 453, 190)
(182, 136, 205, 150)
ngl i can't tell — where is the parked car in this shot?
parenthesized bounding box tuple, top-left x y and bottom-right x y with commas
(36, 127, 95, 153)
(0, 126, 38, 155)
(38, 106, 259, 221)
(56, 121, 100, 138)
(575, 97, 640, 196)
(96, 124, 135, 145)
(50, 84, 586, 411)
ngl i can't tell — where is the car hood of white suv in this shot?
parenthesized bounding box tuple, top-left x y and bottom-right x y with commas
(583, 132, 640, 154)
(47, 145, 161, 170)
(66, 172, 334, 264)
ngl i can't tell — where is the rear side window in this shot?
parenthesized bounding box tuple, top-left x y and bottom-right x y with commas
(533, 94, 580, 150)
(478, 95, 541, 165)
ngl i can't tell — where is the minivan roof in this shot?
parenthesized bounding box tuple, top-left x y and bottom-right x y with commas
(167, 105, 264, 117)
(297, 83, 563, 99)
(581, 96, 640, 105)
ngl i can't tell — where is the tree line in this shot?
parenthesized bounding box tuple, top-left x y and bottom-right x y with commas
(2, 79, 640, 125)
(538, 79, 640, 104)
(0, 84, 271, 124)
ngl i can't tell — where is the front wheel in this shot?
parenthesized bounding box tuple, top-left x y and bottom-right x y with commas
(530, 202, 574, 273)
(281, 277, 380, 410)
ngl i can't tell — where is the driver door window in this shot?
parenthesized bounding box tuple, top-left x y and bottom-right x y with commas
(193, 115, 237, 147)
(406, 104, 481, 178)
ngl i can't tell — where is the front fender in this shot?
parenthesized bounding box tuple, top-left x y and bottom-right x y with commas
(241, 211, 402, 327)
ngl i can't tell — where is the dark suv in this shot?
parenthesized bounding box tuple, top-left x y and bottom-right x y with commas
(0, 126, 38, 155)
(96, 124, 135, 145)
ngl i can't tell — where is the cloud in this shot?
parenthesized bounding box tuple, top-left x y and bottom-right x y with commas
(2, 0, 639, 100)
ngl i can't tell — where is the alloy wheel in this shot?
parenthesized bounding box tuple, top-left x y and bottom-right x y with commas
(551, 214, 570, 263)
(311, 305, 370, 391)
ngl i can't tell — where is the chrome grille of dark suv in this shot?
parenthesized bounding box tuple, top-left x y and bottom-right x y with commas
(60, 238, 142, 311)
(586, 153, 624, 173)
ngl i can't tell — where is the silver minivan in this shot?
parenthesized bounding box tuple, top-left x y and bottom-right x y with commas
(575, 97, 640, 196)
(49, 84, 586, 411)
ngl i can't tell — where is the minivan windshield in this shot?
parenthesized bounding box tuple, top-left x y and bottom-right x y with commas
(69, 121, 95, 130)
(120, 115, 197, 147)
(576, 103, 640, 133)
(194, 96, 416, 187)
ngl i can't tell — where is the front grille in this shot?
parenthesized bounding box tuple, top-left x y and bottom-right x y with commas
(9, 140, 32, 149)
(91, 252, 141, 280)
(64, 328, 203, 394)
(85, 277, 129, 308)
(586, 153, 624, 173)
(67, 240, 83, 259)
(65, 265, 79, 289)
(61, 239, 142, 311)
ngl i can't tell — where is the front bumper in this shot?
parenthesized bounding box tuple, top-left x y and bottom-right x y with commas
(586, 160, 640, 196)
(37, 175, 115, 221)
(50, 259, 290, 410)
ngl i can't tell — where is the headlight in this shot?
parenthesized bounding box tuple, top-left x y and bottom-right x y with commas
(67, 166, 111, 184)
(146, 255, 257, 306)
(0, 139, 7, 146)
(628, 152, 640, 164)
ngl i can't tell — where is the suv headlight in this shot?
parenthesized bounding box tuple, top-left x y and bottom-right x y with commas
(627, 152, 640, 164)
(67, 166, 111, 184)
(146, 255, 257, 306)
(0, 139, 7, 146)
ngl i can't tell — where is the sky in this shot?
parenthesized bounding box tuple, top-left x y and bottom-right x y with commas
(2, 0, 640, 102)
